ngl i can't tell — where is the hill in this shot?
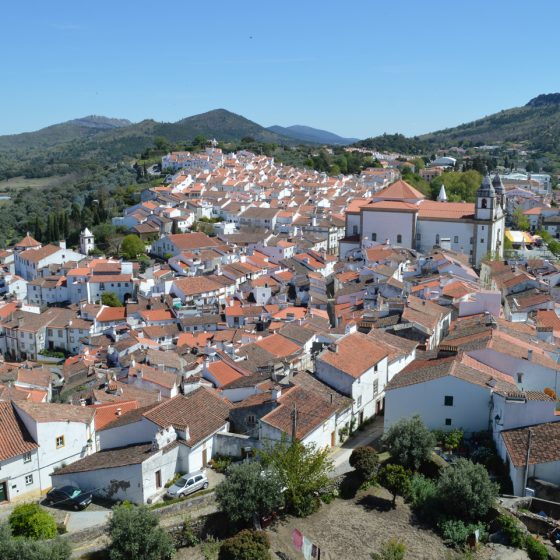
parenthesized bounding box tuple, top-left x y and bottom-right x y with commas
(0, 115, 132, 151)
(419, 93, 560, 152)
(267, 124, 358, 145)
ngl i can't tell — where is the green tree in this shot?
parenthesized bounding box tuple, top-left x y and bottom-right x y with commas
(0, 523, 71, 560)
(430, 170, 482, 202)
(33, 216, 42, 242)
(259, 437, 333, 517)
(9, 503, 57, 540)
(377, 464, 411, 508)
(215, 462, 285, 525)
(218, 529, 270, 560)
(193, 135, 208, 147)
(442, 429, 463, 454)
(101, 292, 122, 307)
(512, 207, 530, 231)
(371, 538, 407, 560)
(121, 234, 145, 259)
(437, 458, 498, 521)
(349, 446, 380, 481)
(381, 415, 436, 471)
(108, 504, 175, 560)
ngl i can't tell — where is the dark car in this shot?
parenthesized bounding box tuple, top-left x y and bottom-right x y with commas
(45, 485, 92, 510)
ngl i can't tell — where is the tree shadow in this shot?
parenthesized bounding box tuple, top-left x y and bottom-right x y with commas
(357, 494, 393, 512)
(338, 471, 363, 500)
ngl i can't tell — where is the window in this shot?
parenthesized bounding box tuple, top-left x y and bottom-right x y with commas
(25, 474, 33, 486)
(445, 418, 452, 426)
(444, 396, 454, 407)
(371, 233, 377, 242)
(56, 435, 65, 449)
(357, 395, 362, 408)
(396, 234, 402, 244)
(247, 414, 256, 425)
(480, 238, 485, 243)
(517, 373, 523, 384)
(481, 199, 487, 209)
(454, 236, 459, 243)
(435, 234, 440, 244)
(373, 379, 379, 395)
(23, 452, 32, 463)
(352, 225, 358, 235)
(481, 226, 485, 230)
(470, 237, 474, 244)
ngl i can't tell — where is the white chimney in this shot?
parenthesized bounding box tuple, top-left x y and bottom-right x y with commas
(527, 349, 533, 361)
(271, 386, 282, 401)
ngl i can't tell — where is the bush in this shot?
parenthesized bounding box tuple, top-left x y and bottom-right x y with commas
(382, 416, 436, 471)
(101, 291, 122, 307)
(0, 523, 71, 560)
(496, 514, 526, 548)
(9, 503, 57, 540)
(438, 519, 487, 548)
(437, 459, 498, 521)
(524, 536, 548, 560)
(350, 447, 380, 481)
(370, 538, 406, 560)
(108, 504, 175, 560)
(378, 464, 411, 508)
(215, 462, 285, 525)
(211, 455, 233, 474)
(218, 530, 270, 560)
(406, 474, 439, 519)
(177, 516, 199, 548)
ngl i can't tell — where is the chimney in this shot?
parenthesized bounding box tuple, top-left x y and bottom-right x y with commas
(185, 425, 190, 441)
(59, 240, 67, 250)
(271, 386, 282, 401)
(527, 349, 533, 361)
(116, 407, 122, 416)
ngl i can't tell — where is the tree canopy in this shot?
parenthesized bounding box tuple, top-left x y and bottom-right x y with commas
(381, 415, 436, 471)
(215, 462, 285, 525)
(430, 170, 482, 202)
(121, 234, 145, 260)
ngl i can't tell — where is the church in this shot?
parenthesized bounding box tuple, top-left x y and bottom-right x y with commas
(342, 174, 505, 266)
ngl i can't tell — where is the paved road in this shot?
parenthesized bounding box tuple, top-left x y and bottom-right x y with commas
(331, 416, 384, 477)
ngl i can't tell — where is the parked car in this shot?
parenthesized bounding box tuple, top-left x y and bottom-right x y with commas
(166, 470, 208, 499)
(45, 485, 92, 510)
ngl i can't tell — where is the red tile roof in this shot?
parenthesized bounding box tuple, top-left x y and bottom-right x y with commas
(0, 402, 38, 461)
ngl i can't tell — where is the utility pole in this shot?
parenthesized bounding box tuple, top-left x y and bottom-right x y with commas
(291, 403, 298, 442)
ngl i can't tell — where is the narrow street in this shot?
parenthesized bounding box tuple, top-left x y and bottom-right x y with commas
(330, 415, 384, 477)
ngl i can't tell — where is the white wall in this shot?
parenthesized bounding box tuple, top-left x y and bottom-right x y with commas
(417, 220, 473, 257)
(0, 450, 40, 502)
(384, 376, 491, 434)
(98, 417, 159, 450)
(362, 211, 415, 247)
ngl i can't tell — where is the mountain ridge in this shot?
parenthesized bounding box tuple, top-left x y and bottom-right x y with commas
(267, 124, 358, 145)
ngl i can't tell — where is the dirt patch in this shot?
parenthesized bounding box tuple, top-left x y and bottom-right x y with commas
(176, 485, 455, 560)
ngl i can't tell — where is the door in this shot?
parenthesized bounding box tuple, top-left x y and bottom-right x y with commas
(359, 411, 364, 425)
(155, 470, 162, 489)
(202, 448, 208, 467)
(0, 482, 7, 502)
(331, 431, 336, 447)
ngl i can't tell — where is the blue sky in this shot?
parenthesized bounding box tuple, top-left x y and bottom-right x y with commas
(1, 0, 559, 138)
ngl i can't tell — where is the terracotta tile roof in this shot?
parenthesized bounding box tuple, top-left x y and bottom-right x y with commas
(207, 360, 244, 387)
(19, 244, 61, 263)
(168, 232, 220, 250)
(418, 200, 475, 220)
(254, 333, 301, 358)
(91, 400, 139, 430)
(53, 442, 177, 474)
(15, 233, 41, 248)
(318, 332, 388, 378)
(0, 402, 38, 460)
(173, 276, 224, 296)
(139, 309, 175, 322)
(375, 180, 425, 200)
(501, 422, 560, 468)
(536, 310, 560, 332)
(14, 401, 95, 424)
(143, 387, 231, 446)
(129, 364, 178, 390)
(97, 306, 126, 322)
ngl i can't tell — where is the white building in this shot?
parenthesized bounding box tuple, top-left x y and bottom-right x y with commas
(80, 228, 95, 255)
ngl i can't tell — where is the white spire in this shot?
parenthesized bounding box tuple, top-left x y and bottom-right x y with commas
(437, 184, 448, 202)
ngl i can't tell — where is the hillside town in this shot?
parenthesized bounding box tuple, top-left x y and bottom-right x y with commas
(1, 146, 560, 558)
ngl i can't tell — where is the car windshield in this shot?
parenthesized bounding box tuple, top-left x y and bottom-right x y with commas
(177, 477, 189, 486)
(60, 486, 81, 498)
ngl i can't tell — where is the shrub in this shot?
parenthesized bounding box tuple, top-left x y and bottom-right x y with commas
(349, 446, 380, 480)
(177, 516, 199, 548)
(211, 454, 233, 474)
(215, 462, 285, 525)
(377, 464, 411, 508)
(370, 538, 406, 560)
(0, 523, 71, 560)
(438, 519, 487, 548)
(381, 416, 436, 471)
(406, 474, 439, 519)
(437, 459, 498, 521)
(101, 291, 122, 307)
(218, 529, 270, 560)
(496, 514, 526, 548)
(524, 536, 548, 560)
(108, 504, 175, 560)
(9, 503, 57, 540)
